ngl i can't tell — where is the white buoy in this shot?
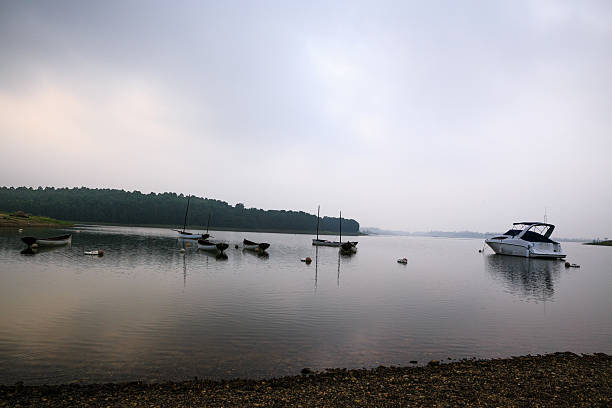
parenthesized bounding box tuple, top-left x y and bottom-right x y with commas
(180, 248, 186, 253)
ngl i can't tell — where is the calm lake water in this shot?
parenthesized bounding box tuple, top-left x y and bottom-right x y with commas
(1, 226, 610, 384)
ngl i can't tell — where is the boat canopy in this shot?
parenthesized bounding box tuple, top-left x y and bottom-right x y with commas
(513, 222, 555, 227)
(512, 222, 555, 238)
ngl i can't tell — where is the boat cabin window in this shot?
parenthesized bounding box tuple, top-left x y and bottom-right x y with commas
(521, 231, 554, 243)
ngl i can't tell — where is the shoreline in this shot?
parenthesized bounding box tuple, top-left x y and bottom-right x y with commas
(584, 240, 612, 246)
(1, 352, 609, 407)
(74, 222, 366, 236)
(0, 213, 73, 229)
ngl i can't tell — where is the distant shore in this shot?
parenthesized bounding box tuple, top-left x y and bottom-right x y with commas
(76, 222, 365, 236)
(0, 212, 73, 228)
(1, 353, 609, 407)
(0, 214, 363, 235)
(584, 240, 612, 246)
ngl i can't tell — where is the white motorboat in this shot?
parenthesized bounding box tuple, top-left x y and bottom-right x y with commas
(485, 222, 566, 259)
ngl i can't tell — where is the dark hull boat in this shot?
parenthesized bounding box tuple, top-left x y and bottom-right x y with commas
(197, 239, 229, 254)
(340, 241, 357, 254)
(21, 234, 72, 247)
(243, 239, 270, 252)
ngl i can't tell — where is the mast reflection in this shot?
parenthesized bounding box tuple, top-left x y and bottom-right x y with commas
(314, 246, 318, 291)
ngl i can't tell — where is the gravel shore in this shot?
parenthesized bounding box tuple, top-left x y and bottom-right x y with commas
(1, 352, 609, 407)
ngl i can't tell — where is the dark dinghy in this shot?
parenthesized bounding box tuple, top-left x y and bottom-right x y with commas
(243, 239, 270, 252)
(21, 234, 72, 247)
(340, 241, 357, 254)
(197, 239, 229, 254)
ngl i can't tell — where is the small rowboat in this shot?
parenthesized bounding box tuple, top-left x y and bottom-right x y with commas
(197, 239, 229, 254)
(243, 239, 270, 252)
(312, 239, 342, 247)
(175, 230, 210, 240)
(21, 234, 72, 247)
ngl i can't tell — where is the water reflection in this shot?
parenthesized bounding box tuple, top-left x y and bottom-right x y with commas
(314, 246, 319, 291)
(2, 227, 610, 385)
(242, 249, 269, 259)
(485, 255, 563, 301)
(182, 252, 187, 288)
(20, 241, 72, 255)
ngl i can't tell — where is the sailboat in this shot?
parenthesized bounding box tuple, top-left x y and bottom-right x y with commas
(174, 195, 209, 240)
(312, 207, 358, 248)
(197, 213, 229, 254)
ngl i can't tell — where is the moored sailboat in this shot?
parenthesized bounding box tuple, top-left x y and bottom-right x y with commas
(174, 195, 208, 240)
(311, 207, 358, 249)
(312, 206, 341, 246)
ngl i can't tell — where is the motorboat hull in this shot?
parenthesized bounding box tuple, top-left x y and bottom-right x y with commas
(485, 239, 566, 259)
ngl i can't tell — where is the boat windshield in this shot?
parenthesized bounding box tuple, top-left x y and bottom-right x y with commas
(503, 229, 522, 237)
(521, 231, 555, 243)
(529, 224, 553, 237)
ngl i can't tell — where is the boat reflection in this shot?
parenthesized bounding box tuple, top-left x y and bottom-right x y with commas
(485, 254, 563, 301)
(20, 244, 71, 255)
(242, 249, 269, 259)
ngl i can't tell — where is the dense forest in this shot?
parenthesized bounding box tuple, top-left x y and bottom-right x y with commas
(0, 187, 360, 234)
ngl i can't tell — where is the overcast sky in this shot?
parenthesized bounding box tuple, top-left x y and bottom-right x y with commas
(1, 0, 610, 237)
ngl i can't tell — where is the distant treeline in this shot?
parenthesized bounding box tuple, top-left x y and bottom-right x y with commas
(0, 187, 359, 234)
(361, 227, 494, 238)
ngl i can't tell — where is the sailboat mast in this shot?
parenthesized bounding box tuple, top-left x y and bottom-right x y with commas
(339, 211, 342, 243)
(316, 206, 320, 240)
(206, 213, 211, 234)
(182, 195, 191, 232)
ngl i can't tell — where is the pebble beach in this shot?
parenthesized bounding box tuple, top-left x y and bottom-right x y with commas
(1, 352, 610, 407)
